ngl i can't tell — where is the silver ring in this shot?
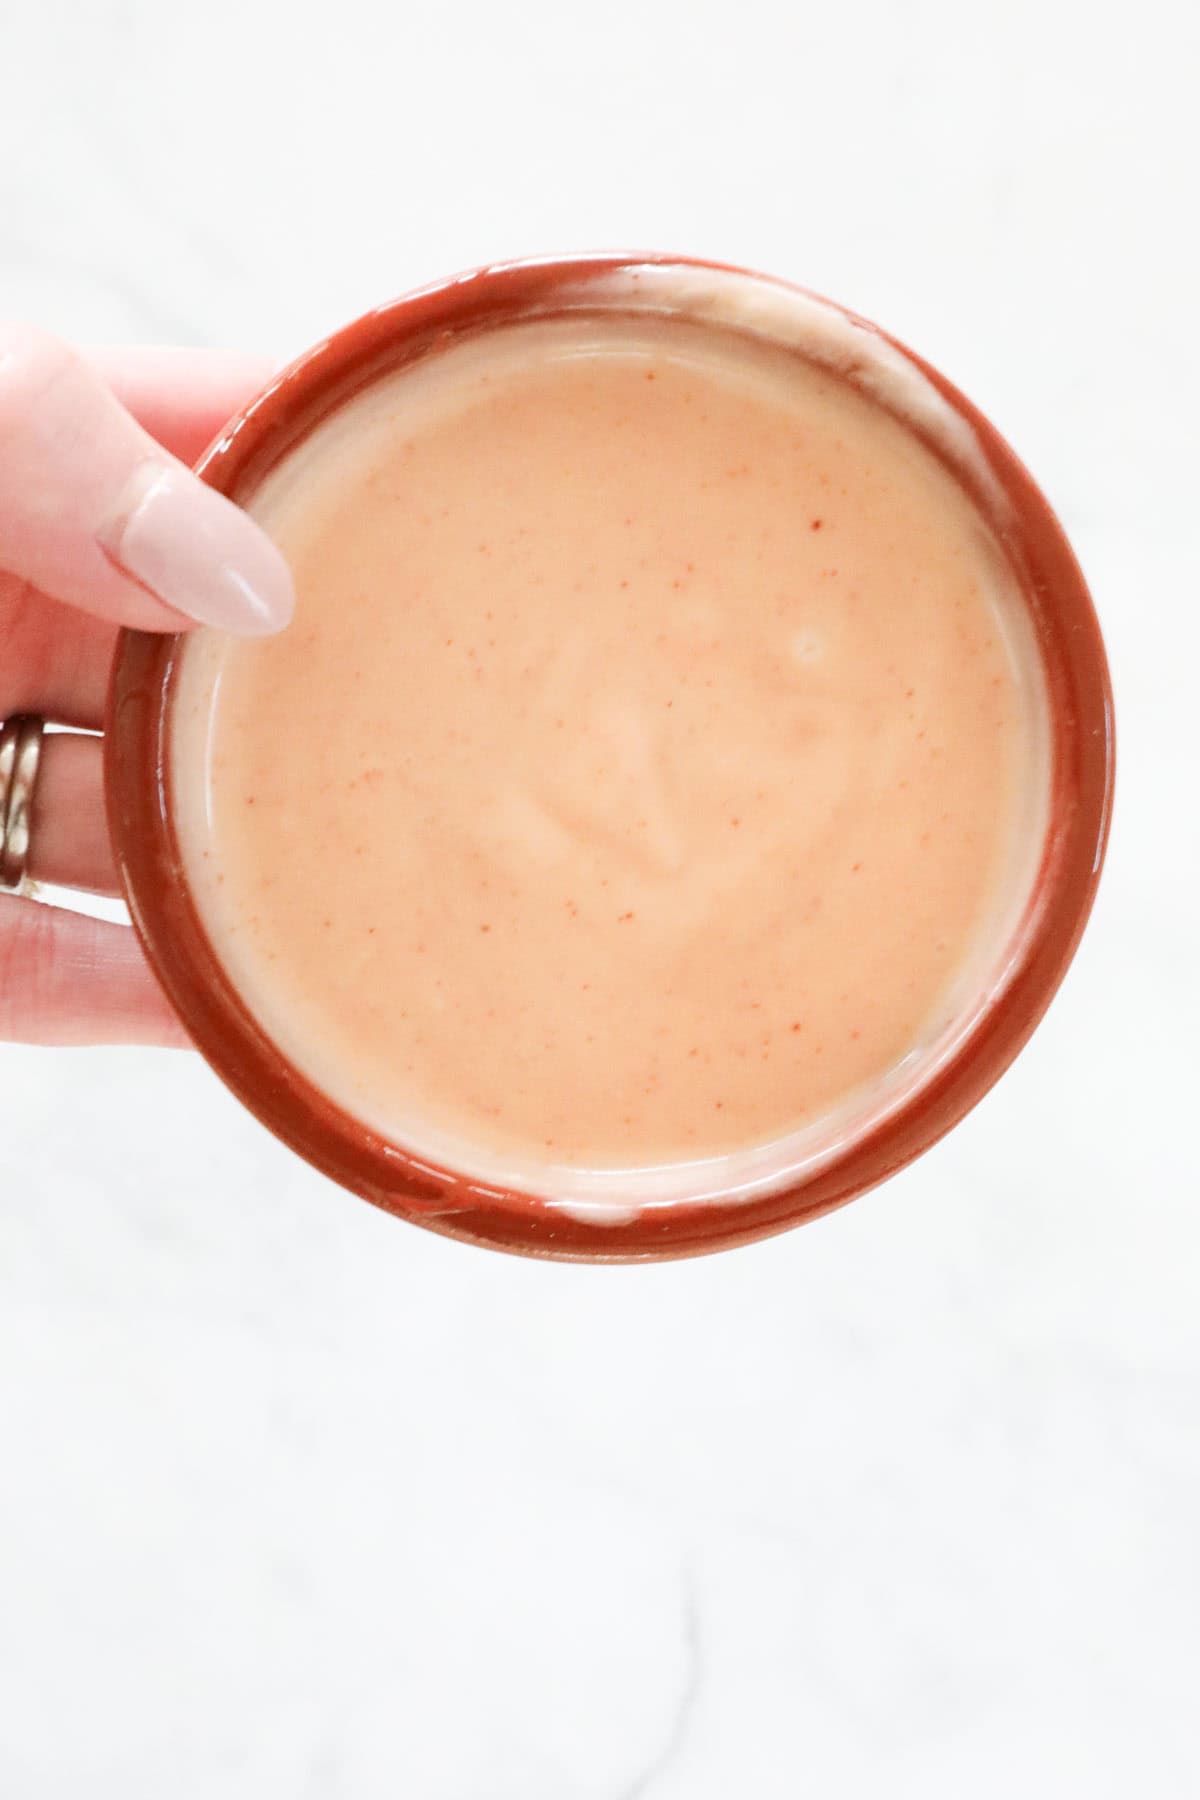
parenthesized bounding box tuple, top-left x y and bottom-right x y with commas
(0, 715, 46, 893)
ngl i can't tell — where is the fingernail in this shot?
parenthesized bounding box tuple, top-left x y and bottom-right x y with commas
(100, 462, 294, 635)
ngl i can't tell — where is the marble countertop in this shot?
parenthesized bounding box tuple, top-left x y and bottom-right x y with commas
(2, 1, 1197, 1793)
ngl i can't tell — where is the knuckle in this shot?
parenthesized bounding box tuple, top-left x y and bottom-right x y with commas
(0, 573, 48, 716)
(0, 897, 58, 1040)
(0, 324, 83, 430)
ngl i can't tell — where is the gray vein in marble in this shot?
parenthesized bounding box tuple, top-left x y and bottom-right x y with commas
(300, 1733, 346, 1799)
(3, 236, 202, 343)
(617, 1567, 702, 1800)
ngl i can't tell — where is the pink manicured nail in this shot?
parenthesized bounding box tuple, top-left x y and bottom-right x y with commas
(100, 462, 295, 635)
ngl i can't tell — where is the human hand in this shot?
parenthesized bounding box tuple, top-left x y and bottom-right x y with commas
(0, 328, 294, 1046)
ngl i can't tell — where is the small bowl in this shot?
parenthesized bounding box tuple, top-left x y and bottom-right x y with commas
(106, 254, 1114, 1262)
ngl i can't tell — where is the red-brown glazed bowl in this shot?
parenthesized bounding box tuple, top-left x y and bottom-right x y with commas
(106, 254, 1114, 1262)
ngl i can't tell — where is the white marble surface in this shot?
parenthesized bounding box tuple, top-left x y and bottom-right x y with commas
(2, 1, 1198, 1793)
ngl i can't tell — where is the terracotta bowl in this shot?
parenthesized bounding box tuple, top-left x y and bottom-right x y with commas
(106, 254, 1115, 1262)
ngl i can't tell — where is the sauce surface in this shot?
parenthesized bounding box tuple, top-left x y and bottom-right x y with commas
(173, 317, 1046, 1188)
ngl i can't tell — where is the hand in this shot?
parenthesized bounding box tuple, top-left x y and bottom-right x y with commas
(0, 328, 294, 1046)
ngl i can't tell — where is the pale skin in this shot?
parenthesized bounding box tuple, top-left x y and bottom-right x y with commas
(0, 329, 294, 1045)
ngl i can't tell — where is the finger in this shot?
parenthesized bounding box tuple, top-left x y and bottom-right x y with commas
(0, 575, 116, 729)
(85, 346, 276, 467)
(25, 733, 118, 896)
(0, 897, 188, 1047)
(1, 349, 284, 726)
(0, 323, 293, 636)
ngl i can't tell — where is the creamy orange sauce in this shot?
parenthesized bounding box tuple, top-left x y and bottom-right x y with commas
(173, 315, 1048, 1204)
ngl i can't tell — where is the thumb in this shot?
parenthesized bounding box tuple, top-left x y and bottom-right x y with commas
(0, 324, 293, 635)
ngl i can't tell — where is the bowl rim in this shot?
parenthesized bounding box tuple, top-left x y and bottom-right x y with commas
(105, 251, 1115, 1262)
